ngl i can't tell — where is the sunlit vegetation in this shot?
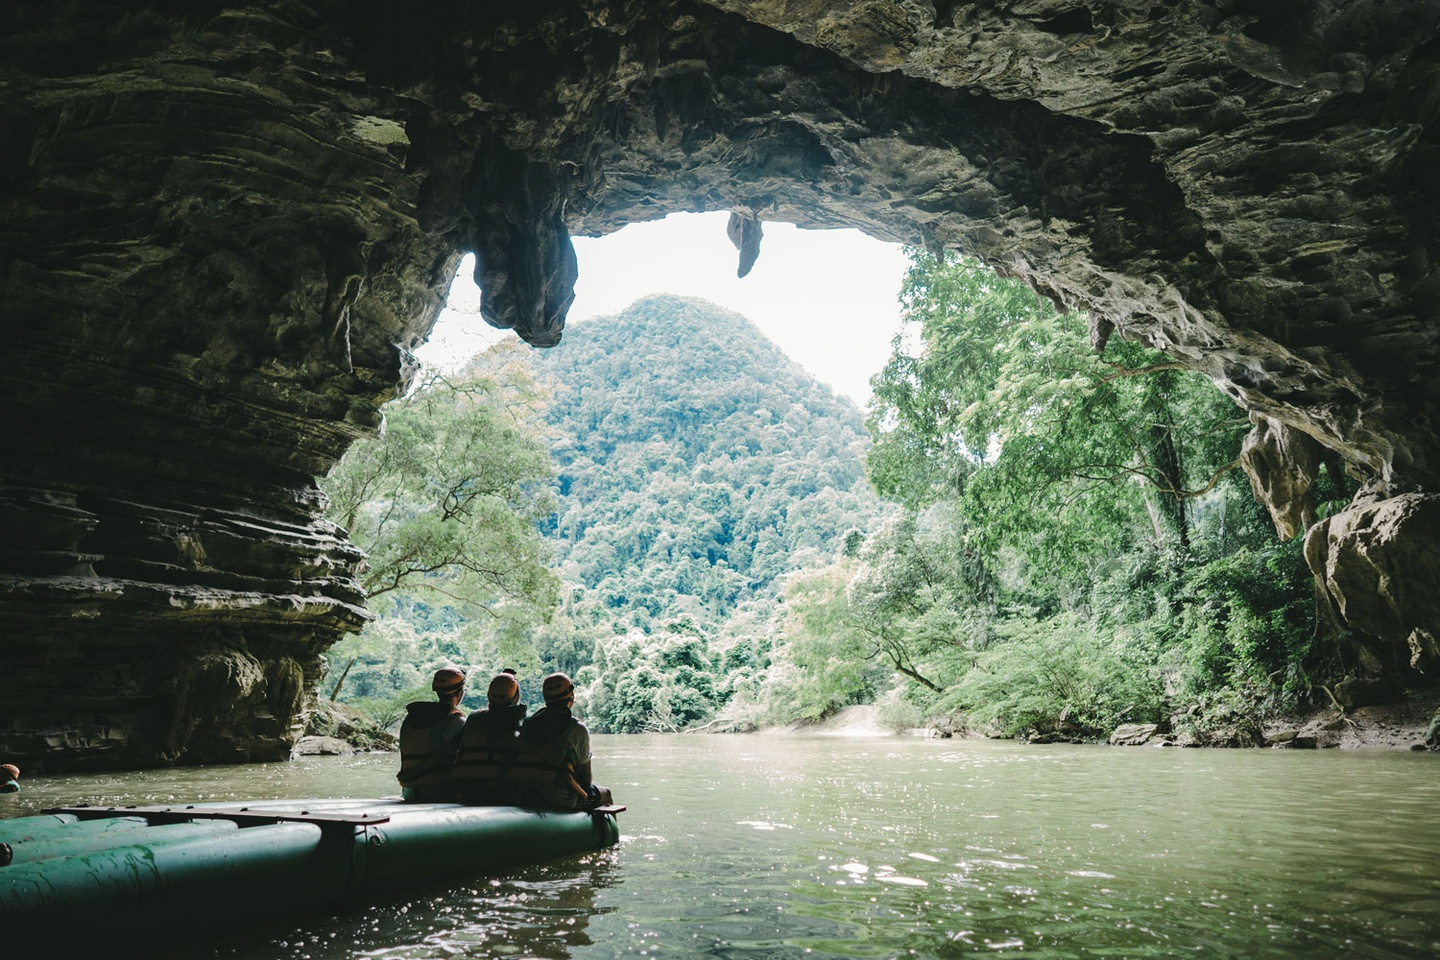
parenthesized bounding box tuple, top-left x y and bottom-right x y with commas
(320, 295, 890, 722)
(853, 252, 1342, 738)
(320, 261, 1350, 740)
(318, 363, 560, 716)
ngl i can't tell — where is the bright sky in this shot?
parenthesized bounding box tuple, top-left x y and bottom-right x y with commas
(414, 211, 913, 407)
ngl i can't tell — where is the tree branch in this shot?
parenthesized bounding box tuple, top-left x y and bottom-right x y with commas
(1096, 361, 1190, 382)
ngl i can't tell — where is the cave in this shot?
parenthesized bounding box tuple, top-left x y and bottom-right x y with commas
(2, 0, 1437, 770)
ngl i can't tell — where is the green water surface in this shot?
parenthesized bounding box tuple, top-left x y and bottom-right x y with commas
(7, 734, 1437, 959)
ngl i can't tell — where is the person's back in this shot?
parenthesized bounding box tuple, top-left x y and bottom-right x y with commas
(397, 667, 467, 802)
(513, 672, 602, 810)
(449, 672, 527, 805)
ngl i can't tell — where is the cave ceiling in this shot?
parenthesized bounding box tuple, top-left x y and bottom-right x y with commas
(1, 0, 1438, 768)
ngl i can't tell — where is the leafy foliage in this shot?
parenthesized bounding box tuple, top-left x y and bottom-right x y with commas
(870, 252, 1249, 569)
(318, 362, 560, 706)
(947, 615, 1167, 738)
(581, 622, 729, 733)
(845, 508, 995, 689)
(854, 251, 1335, 734)
(323, 363, 558, 614)
(322, 263, 1346, 742)
(766, 561, 889, 722)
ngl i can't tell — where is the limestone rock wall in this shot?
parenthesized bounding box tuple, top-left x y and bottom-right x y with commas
(1, 0, 1437, 768)
(1305, 493, 1440, 678)
(0, 4, 456, 768)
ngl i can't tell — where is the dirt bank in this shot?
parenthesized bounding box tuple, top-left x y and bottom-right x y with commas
(761, 705, 919, 737)
(1269, 692, 1440, 750)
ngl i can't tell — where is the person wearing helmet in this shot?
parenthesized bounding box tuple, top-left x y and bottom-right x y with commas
(1, 763, 19, 794)
(513, 672, 612, 810)
(448, 669, 528, 805)
(396, 666, 468, 802)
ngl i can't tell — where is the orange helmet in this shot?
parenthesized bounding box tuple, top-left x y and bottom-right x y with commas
(487, 672, 521, 707)
(0, 764, 17, 780)
(431, 667, 467, 696)
(541, 672, 575, 705)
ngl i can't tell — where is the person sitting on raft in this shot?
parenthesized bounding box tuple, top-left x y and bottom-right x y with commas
(1, 763, 19, 794)
(448, 670, 528, 805)
(396, 667, 467, 802)
(513, 672, 612, 810)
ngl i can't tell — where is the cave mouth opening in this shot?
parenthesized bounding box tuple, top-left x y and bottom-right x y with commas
(417, 211, 910, 409)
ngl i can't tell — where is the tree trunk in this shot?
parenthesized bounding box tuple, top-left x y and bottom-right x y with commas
(1146, 374, 1190, 550)
(328, 658, 355, 701)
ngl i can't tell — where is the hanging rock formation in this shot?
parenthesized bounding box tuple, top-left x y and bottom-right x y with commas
(1, 0, 1438, 769)
(727, 211, 765, 277)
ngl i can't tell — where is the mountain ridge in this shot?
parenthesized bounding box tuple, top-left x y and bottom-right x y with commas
(520, 293, 886, 628)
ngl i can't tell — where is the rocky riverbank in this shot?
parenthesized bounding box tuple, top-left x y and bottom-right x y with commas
(301, 692, 1440, 754)
(295, 701, 398, 757)
(1271, 694, 1440, 750)
(758, 697, 1440, 752)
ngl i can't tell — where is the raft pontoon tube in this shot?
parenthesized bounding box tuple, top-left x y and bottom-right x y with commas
(1, 798, 623, 952)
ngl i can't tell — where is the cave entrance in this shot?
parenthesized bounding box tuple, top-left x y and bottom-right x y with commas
(417, 211, 909, 408)
(324, 207, 1342, 741)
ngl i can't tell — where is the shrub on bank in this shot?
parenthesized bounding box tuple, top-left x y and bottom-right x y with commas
(947, 614, 1168, 739)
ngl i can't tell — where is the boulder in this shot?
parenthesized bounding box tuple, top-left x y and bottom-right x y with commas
(1109, 723, 1163, 746)
(292, 736, 355, 757)
(1334, 676, 1402, 710)
(1306, 494, 1440, 676)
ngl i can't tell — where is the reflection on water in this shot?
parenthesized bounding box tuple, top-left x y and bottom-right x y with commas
(199, 854, 622, 960)
(8, 736, 1440, 958)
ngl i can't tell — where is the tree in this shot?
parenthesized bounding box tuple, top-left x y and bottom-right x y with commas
(759, 560, 888, 722)
(868, 251, 1249, 578)
(319, 354, 561, 700)
(860, 251, 1324, 731)
(580, 622, 726, 732)
(949, 614, 1167, 738)
(845, 508, 994, 691)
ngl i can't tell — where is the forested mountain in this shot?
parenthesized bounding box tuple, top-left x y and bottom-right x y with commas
(525, 294, 885, 628)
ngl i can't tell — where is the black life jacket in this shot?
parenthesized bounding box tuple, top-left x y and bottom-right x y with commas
(449, 704, 527, 784)
(397, 701, 464, 787)
(509, 706, 588, 801)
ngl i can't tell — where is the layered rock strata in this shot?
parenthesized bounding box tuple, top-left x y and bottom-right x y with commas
(0, 5, 455, 768)
(1, 0, 1437, 768)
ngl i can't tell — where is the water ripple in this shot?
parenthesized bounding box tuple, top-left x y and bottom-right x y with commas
(19, 737, 1436, 960)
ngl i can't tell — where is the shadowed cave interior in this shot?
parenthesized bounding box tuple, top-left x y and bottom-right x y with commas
(1, 0, 1437, 769)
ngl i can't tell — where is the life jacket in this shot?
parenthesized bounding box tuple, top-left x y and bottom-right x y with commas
(506, 706, 589, 805)
(449, 704, 527, 785)
(397, 700, 465, 787)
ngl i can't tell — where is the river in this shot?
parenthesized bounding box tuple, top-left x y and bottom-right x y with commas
(7, 735, 1439, 959)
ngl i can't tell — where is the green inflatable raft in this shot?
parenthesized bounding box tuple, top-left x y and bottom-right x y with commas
(0, 798, 623, 951)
